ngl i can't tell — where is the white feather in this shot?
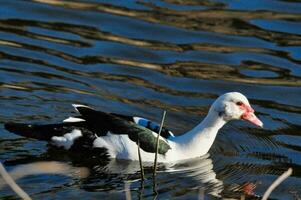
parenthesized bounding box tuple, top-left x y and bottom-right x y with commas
(72, 104, 92, 112)
(63, 117, 85, 123)
(51, 129, 82, 149)
(133, 116, 142, 124)
(168, 131, 175, 137)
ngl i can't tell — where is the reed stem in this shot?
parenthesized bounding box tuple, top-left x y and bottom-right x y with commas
(153, 110, 167, 178)
(137, 139, 144, 181)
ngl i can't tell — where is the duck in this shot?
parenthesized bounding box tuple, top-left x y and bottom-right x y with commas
(4, 92, 263, 163)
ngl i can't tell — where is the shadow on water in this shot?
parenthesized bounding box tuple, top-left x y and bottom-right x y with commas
(1, 0, 301, 199)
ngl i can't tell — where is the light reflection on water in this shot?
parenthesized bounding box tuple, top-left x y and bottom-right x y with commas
(0, 0, 301, 199)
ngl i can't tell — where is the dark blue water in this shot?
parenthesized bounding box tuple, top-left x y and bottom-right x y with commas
(1, 0, 301, 199)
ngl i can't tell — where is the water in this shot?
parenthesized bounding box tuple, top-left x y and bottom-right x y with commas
(0, 0, 301, 199)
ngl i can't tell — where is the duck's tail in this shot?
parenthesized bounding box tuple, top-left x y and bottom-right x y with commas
(4, 122, 84, 141)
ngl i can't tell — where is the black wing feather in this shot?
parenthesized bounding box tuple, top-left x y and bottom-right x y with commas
(4, 122, 86, 141)
(76, 106, 171, 154)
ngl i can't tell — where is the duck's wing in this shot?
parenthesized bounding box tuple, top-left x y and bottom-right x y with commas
(73, 105, 171, 154)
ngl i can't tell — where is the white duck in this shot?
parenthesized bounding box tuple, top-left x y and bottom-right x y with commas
(5, 92, 263, 163)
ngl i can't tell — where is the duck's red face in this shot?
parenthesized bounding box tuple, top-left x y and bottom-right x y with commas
(237, 102, 263, 127)
(214, 92, 263, 127)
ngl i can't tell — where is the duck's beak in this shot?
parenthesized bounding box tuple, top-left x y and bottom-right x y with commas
(241, 106, 263, 128)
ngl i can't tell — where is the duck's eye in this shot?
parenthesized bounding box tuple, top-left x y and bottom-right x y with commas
(236, 101, 243, 106)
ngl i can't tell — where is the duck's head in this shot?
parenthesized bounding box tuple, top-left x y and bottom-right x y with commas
(211, 92, 263, 127)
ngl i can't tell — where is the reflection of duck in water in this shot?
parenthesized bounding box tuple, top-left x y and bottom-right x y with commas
(161, 154, 224, 197)
(5, 92, 262, 162)
(84, 154, 224, 198)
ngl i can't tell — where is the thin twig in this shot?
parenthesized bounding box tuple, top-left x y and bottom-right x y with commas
(262, 168, 293, 200)
(137, 139, 144, 181)
(0, 162, 32, 200)
(138, 178, 145, 200)
(153, 110, 167, 178)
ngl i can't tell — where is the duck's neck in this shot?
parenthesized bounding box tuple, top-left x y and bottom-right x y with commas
(172, 111, 227, 158)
